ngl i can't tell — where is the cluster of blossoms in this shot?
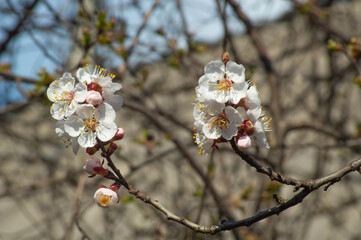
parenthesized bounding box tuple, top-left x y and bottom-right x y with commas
(47, 65, 125, 207)
(193, 53, 271, 154)
(47, 66, 123, 154)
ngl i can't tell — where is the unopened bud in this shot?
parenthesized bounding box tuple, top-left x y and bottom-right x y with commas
(240, 120, 255, 135)
(86, 90, 103, 106)
(107, 142, 118, 155)
(328, 39, 343, 51)
(87, 82, 102, 92)
(83, 158, 108, 177)
(94, 187, 119, 208)
(86, 144, 99, 155)
(236, 134, 252, 150)
(222, 52, 230, 65)
(113, 128, 125, 141)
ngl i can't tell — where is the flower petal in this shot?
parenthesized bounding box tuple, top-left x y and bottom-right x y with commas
(78, 131, 97, 148)
(76, 68, 92, 84)
(246, 86, 261, 110)
(97, 120, 117, 142)
(226, 61, 245, 81)
(225, 106, 243, 125)
(254, 120, 270, 148)
(222, 124, 238, 140)
(102, 89, 123, 112)
(64, 115, 84, 137)
(204, 60, 224, 74)
(202, 118, 222, 139)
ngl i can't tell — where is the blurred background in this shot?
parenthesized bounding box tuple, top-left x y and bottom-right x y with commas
(1, 0, 361, 239)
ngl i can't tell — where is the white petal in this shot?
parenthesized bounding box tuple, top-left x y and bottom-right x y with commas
(103, 81, 122, 92)
(50, 102, 68, 120)
(193, 103, 206, 123)
(97, 76, 113, 86)
(204, 60, 224, 74)
(78, 131, 97, 148)
(55, 120, 67, 138)
(213, 90, 231, 103)
(71, 137, 80, 155)
(97, 102, 116, 122)
(222, 124, 238, 140)
(246, 108, 262, 122)
(76, 68, 92, 84)
(254, 121, 270, 148)
(64, 115, 84, 137)
(204, 100, 224, 116)
(76, 104, 96, 119)
(198, 75, 208, 86)
(225, 106, 243, 125)
(73, 82, 88, 102)
(103, 89, 123, 112)
(246, 86, 261, 110)
(202, 118, 222, 139)
(97, 120, 117, 142)
(226, 61, 245, 80)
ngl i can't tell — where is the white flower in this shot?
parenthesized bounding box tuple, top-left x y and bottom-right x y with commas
(76, 66, 123, 111)
(94, 188, 118, 208)
(55, 120, 79, 155)
(193, 121, 214, 154)
(196, 60, 248, 104)
(64, 103, 117, 148)
(193, 100, 243, 140)
(47, 72, 87, 120)
(244, 85, 271, 149)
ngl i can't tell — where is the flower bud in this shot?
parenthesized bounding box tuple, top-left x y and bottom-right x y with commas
(236, 134, 252, 150)
(94, 187, 119, 208)
(86, 90, 103, 106)
(240, 120, 254, 135)
(222, 52, 229, 65)
(113, 128, 125, 141)
(107, 142, 118, 155)
(86, 144, 99, 155)
(83, 158, 108, 177)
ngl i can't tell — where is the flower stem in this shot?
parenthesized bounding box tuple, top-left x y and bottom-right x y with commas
(96, 139, 130, 190)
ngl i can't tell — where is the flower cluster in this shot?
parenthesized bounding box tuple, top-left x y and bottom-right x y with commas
(47, 66, 123, 154)
(193, 53, 271, 154)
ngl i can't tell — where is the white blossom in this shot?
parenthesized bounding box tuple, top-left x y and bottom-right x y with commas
(193, 100, 243, 140)
(196, 60, 248, 104)
(245, 85, 271, 149)
(94, 188, 118, 208)
(76, 66, 123, 111)
(64, 103, 117, 148)
(47, 72, 87, 120)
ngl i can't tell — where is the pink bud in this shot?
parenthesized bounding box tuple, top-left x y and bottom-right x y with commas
(222, 52, 229, 65)
(86, 90, 103, 106)
(113, 128, 125, 141)
(83, 158, 102, 175)
(236, 134, 252, 150)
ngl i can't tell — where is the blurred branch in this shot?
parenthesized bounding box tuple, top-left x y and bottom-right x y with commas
(0, 0, 40, 54)
(126, 0, 160, 58)
(0, 71, 39, 84)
